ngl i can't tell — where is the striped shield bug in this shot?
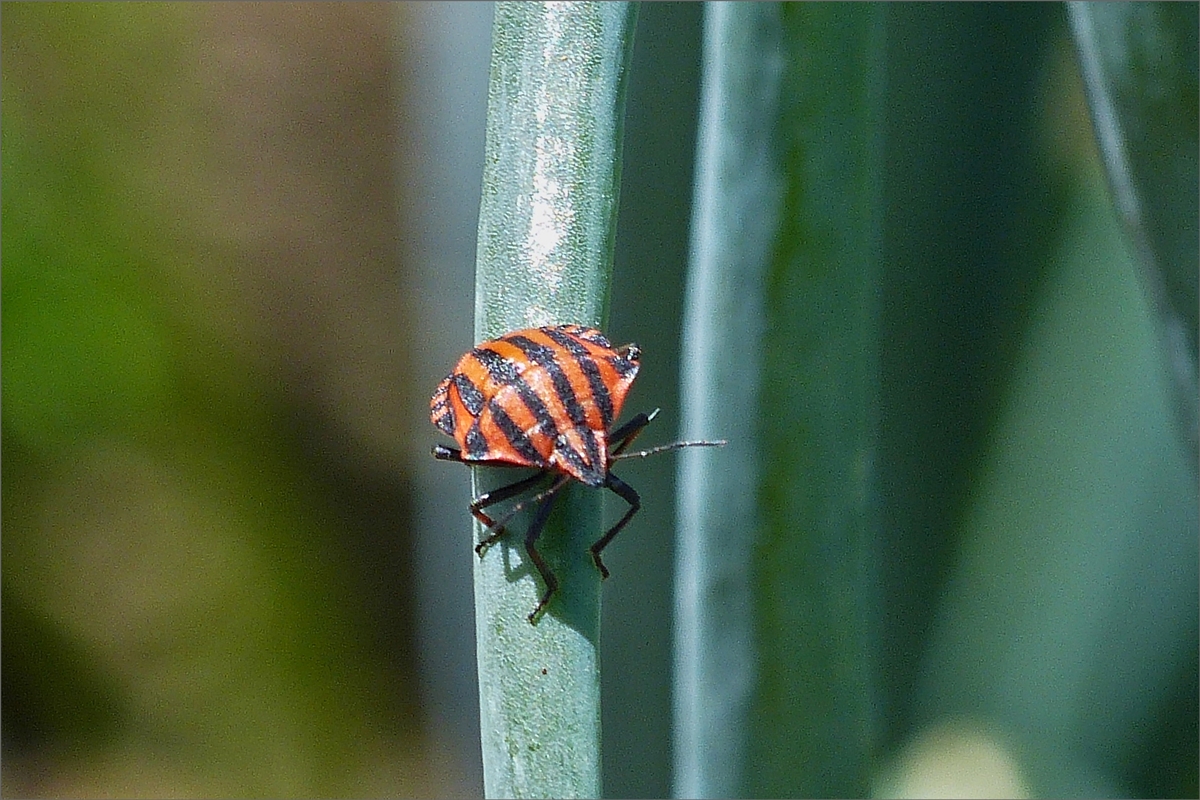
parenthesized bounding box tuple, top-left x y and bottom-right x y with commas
(430, 323, 724, 624)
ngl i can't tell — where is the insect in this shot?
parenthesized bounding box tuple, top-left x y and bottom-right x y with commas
(431, 323, 724, 624)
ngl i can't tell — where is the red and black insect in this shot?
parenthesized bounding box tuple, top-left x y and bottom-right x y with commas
(431, 323, 723, 624)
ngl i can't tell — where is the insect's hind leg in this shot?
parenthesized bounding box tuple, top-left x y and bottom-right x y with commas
(589, 473, 641, 579)
(523, 476, 570, 624)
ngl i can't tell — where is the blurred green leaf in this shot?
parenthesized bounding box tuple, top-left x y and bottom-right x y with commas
(675, 3, 883, 796)
(873, 5, 1065, 759)
(750, 5, 884, 796)
(673, 4, 781, 797)
(1067, 1, 1199, 466)
(919, 161, 1199, 799)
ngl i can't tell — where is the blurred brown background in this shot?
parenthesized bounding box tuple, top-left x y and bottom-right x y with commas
(4, 3, 486, 795)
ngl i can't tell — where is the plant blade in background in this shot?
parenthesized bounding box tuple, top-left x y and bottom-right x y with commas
(469, 3, 637, 797)
(675, 3, 885, 796)
(1066, 1, 1199, 471)
(904, 5, 1199, 796)
(673, 3, 782, 798)
(750, 4, 885, 796)
(915, 155, 1199, 797)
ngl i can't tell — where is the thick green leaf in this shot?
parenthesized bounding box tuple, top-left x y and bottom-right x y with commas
(675, 3, 884, 796)
(749, 5, 884, 796)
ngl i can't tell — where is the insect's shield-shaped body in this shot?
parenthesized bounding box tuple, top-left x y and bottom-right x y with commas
(431, 324, 640, 484)
(431, 324, 718, 624)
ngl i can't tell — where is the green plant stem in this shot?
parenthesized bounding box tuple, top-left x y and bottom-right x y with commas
(471, 3, 637, 798)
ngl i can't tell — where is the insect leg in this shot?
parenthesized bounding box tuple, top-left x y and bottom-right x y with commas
(589, 473, 640, 579)
(432, 444, 465, 461)
(524, 476, 570, 624)
(470, 471, 553, 555)
(608, 409, 658, 458)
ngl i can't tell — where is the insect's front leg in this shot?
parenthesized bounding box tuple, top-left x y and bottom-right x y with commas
(608, 409, 658, 457)
(469, 471, 552, 555)
(590, 473, 641, 579)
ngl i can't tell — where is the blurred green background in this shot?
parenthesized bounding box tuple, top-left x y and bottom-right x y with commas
(2, 3, 1195, 798)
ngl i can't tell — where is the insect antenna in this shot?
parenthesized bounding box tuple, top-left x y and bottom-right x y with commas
(607, 408, 726, 462)
(612, 439, 727, 461)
